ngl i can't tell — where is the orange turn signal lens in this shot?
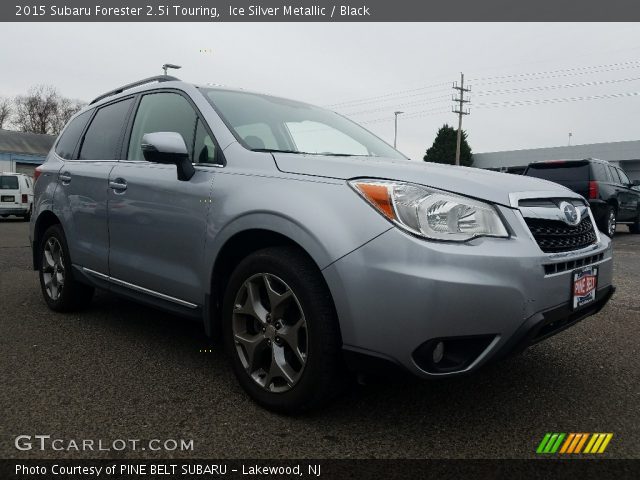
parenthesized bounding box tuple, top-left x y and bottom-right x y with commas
(353, 182, 396, 220)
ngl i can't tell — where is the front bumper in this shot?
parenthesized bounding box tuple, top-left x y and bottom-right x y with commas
(323, 206, 614, 378)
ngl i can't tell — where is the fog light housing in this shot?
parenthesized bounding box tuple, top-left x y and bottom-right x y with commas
(412, 335, 497, 374)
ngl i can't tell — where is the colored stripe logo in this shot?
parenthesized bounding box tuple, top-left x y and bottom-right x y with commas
(537, 433, 613, 454)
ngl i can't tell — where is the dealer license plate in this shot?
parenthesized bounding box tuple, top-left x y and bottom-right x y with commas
(572, 266, 598, 310)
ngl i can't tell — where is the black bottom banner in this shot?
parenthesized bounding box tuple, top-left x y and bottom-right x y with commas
(1, 459, 639, 480)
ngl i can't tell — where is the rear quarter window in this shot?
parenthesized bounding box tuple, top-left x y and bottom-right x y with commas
(79, 98, 134, 160)
(55, 110, 92, 160)
(591, 163, 610, 182)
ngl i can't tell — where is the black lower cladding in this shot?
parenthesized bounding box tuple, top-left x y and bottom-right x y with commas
(498, 285, 615, 359)
(525, 216, 597, 253)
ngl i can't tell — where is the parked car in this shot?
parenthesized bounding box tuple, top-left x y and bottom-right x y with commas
(0, 172, 34, 221)
(30, 76, 615, 412)
(524, 158, 640, 237)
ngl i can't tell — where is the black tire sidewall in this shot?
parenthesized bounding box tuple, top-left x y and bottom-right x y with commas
(222, 247, 342, 413)
(38, 224, 92, 311)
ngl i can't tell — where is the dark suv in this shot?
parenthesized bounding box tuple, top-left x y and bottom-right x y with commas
(524, 158, 640, 237)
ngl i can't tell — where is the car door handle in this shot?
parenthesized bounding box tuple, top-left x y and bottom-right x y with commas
(109, 179, 127, 192)
(59, 172, 72, 184)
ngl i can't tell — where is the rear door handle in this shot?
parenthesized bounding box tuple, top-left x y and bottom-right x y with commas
(109, 178, 127, 192)
(59, 172, 72, 184)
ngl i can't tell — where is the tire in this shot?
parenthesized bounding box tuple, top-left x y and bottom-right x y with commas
(38, 224, 94, 312)
(601, 206, 617, 237)
(222, 246, 345, 413)
(630, 212, 640, 234)
(22, 207, 32, 222)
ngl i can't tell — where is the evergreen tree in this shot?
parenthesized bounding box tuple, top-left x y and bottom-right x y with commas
(423, 124, 473, 166)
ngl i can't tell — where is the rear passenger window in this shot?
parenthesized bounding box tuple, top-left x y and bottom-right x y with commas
(79, 98, 134, 160)
(617, 168, 631, 185)
(591, 163, 609, 182)
(55, 110, 91, 160)
(609, 167, 622, 184)
(127, 93, 197, 161)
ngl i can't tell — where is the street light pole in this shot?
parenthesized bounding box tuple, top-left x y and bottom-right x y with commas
(394, 111, 403, 149)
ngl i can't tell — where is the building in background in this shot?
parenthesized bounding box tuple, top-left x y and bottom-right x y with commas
(0, 129, 55, 177)
(473, 140, 640, 181)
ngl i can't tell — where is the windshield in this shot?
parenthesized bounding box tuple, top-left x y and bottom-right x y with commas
(200, 88, 405, 159)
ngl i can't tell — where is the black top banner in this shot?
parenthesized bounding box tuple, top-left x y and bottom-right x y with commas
(4, 0, 640, 22)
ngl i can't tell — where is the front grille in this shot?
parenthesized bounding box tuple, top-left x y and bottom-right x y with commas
(524, 216, 597, 253)
(543, 252, 604, 275)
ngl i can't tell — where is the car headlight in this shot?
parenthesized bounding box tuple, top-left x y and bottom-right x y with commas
(350, 180, 508, 241)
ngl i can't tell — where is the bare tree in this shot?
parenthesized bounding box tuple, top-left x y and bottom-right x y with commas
(0, 97, 11, 129)
(51, 97, 86, 135)
(13, 85, 85, 135)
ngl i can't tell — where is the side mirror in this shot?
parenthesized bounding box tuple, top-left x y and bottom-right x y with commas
(632, 179, 640, 186)
(141, 132, 195, 181)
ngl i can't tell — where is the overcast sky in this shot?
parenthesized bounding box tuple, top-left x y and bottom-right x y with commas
(2, 22, 640, 160)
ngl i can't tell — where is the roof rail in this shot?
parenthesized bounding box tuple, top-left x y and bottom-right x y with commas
(89, 75, 181, 105)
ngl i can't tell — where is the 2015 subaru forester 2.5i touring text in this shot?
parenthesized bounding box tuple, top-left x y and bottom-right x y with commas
(30, 76, 614, 412)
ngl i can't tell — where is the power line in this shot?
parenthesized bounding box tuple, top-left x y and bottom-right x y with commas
(323, 59, 640, 114)
(355, 90, 640, 126)
(475, 76, 640, 97)
(358, 108, 450, 125)
(324, 82, 450, 108)
(472, 63, 640, 86)
(336, 94, 450, 116)
(470, 59, 640, 83)
(475, 91, 640, 109)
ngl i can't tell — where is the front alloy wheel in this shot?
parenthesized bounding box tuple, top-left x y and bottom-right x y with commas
(232, 273, 308, 393)
(223, 247, 345, 413)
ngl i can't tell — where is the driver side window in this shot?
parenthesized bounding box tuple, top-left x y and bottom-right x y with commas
(128, 92, 197, 162)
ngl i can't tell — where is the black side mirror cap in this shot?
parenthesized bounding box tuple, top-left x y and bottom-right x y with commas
(141, 132, 195, 181)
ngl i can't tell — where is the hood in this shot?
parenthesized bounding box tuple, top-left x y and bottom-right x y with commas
(273, 154, 575, 207)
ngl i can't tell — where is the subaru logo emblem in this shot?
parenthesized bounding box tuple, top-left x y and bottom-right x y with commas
(560, 201, 580, 226)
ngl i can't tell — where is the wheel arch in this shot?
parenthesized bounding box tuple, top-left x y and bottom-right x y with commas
(32, 210, 62, 270)
(205, 223, 335, 340)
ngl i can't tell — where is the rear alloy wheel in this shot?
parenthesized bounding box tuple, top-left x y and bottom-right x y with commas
(223, 247, 345, 413)
(38, 224, 94, 311)
(604, 206, 617, 237)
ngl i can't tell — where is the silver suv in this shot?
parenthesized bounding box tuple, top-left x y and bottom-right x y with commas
(31, 76, 614, 412)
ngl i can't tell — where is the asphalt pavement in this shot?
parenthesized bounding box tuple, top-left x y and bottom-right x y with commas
(1, 218, 638, 459)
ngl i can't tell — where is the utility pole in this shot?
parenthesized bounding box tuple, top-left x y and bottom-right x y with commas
(393, 111, 403, 149)
(452, 73, 471, 166)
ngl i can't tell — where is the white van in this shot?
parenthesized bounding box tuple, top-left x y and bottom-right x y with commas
(0, 172, 34, 221)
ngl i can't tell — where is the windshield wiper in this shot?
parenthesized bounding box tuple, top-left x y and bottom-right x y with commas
(251, 148, 307, 154)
